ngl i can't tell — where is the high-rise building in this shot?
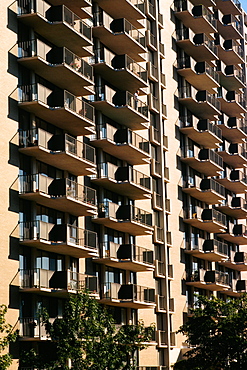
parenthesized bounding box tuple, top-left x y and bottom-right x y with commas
(1, 0, 247, 368)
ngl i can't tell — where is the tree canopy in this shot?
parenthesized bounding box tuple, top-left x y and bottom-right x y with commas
(20, 290, 155, 369)
(174, 294, 247, 370)
(0, 304, 18, 370)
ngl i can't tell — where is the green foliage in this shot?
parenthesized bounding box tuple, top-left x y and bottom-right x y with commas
(0, 304, 18, 370)
(174, 294, 247, 370)
(21, 290, 155, 370)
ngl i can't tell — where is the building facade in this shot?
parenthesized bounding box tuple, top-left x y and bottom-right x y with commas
(1, 0, 247, 368)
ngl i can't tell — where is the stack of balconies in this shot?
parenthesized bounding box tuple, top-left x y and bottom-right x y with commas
(175, 0, 247, 306)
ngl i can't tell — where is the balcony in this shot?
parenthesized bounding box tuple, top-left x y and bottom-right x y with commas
(18, 40, 94, 96)
(177, 57, 220, 94)
(18, 84, 95, 136)
(92, 163, 151, 200)
(93, 49, 148, 93)
(155, 260, 166, 278)
(218, 223, 247, 244)
(178, 86, 221, 120)
(19, 130, 96, 176)
(19, 317, 48, 340)
(19, 221, 99, 258)
(215, 0, 242, 16)
(217, 88, 247, 117)
(187, 269, 230, 290)
(216, 169, 247, 193)
(95, 0, 145, 28)
(91, 124, 150, 165)
(17, 0, 93, 57)
(153, 226, 164, 244)
(216, 116, 247, 143)
(152, 192, 163, 211)
(93, 13, 146, 62)
(100, 282, 155, 308)
(218, 142, 247, 168)
(19, 175, 97, 216)
(176, 28, 218, 63)
(93, 202, 153, 235)
(95, 242, 154, 272)
(19, 268, 99, 296)
(220, 251, 247, 271)
(227, 279, 247, 297)
(174, 1, 217, 35)
(181, 147, 223, 176)
(183, 207, 227, 233)
(217, 195, 247, 219)
(182, 176, 225, 204)
(179, 116, 222, 148)
(218, 14, 243, 40)
(185, 238, 228, 261)
(47, 0, 92, 19)
(90, 86, 149, 130)
(217, 64, 246, 91)
(216, 37, 244, 65)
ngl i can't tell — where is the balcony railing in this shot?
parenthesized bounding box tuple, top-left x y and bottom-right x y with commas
(19, 175, 97, 205)
(101, 242, 153, 265)
(18, 40, 93, 81)
(176, 28, 217, 56)
(18, 84, 95, 123)
(102, 282, 155, 304)
(224, 39, 244, 59)
(18, 0, 92, 40)
(203, 239, 228, 255)
(182, 146, 223, 167)
(19, 221, 98, 250)
(222, 14, 243, 35)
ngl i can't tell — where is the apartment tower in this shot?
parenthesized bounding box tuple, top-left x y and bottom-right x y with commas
(1, 0, 247, 368)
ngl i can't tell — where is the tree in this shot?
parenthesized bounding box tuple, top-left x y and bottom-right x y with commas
(174, 294, 247, 370)
(21, 290, 155, 369)
(0, 304, 18, 370)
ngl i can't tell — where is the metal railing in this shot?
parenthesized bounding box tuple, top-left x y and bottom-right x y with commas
(102, 283, 155, 303)
(224, 39, 244, 59)
(18, 84, 95, 122)
(17, 0, 92, 40)
(128, 205, 153, 227)
(182, 146, 223, 167)
(124, 55, 147, 81)
(19, 129, 96, 164)
(214, 270, 230, 285)
(18, 40, 93, 80)
(19, 317, 47, 338)
(223, 14, 243, 35)
(126, 91, 149, 117)
(203, 239, 228, 255)
(101, 242, 153, 264)
(19, 175, 96, 205)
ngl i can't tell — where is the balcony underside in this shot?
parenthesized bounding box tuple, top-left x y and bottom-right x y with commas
(178, 99, 221, 120)
(93, 63, 148, 95)
(47, 0, 92, 18)
(215, 0, 242, 15)
(182, 187, 225, 204)
(216, 178, 247, 193)
(93, 26, 146, 62)
(91, 101, 148, 130)
(93, 217, 153, 236)
(186, 281, 230, 291)
(18, 14, 93, 57)
(219, 101, 246, 118)
(218, 152, 247, 168)
(217, 24, 243, 40)
(219, 74, 246, 92)
(185, 249, 228, 261)
(217, 48, 244, 65)
(93, 257, 154, 272)
(19, 192, 97, 217)
(180, 127, 222, 148)
(216, 205, 247, 219)
(18, 102, 95, 136)
(98, 298, 155, 309)
(183, 218, 226, 233)
(94, 0, 145, 28)
(91, 139, 150, 165)
(176, 40, 218, 65)
(19, 146, 96, 176)
(175, 12, 217, 35)
(219, 261, 247, 271)
(177, 68, 219, 94)
(217, 233, 247, 245)
(19, 286, 76, 298)
(20, 240, 99, 258)
(91, 177, 151, 200)
(18, 57, 94, 96)
(222, 289, 242, 297)
(181, 158, 223, 176)
(216, 124, 247, 143)
(193, 0, 216, 6)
